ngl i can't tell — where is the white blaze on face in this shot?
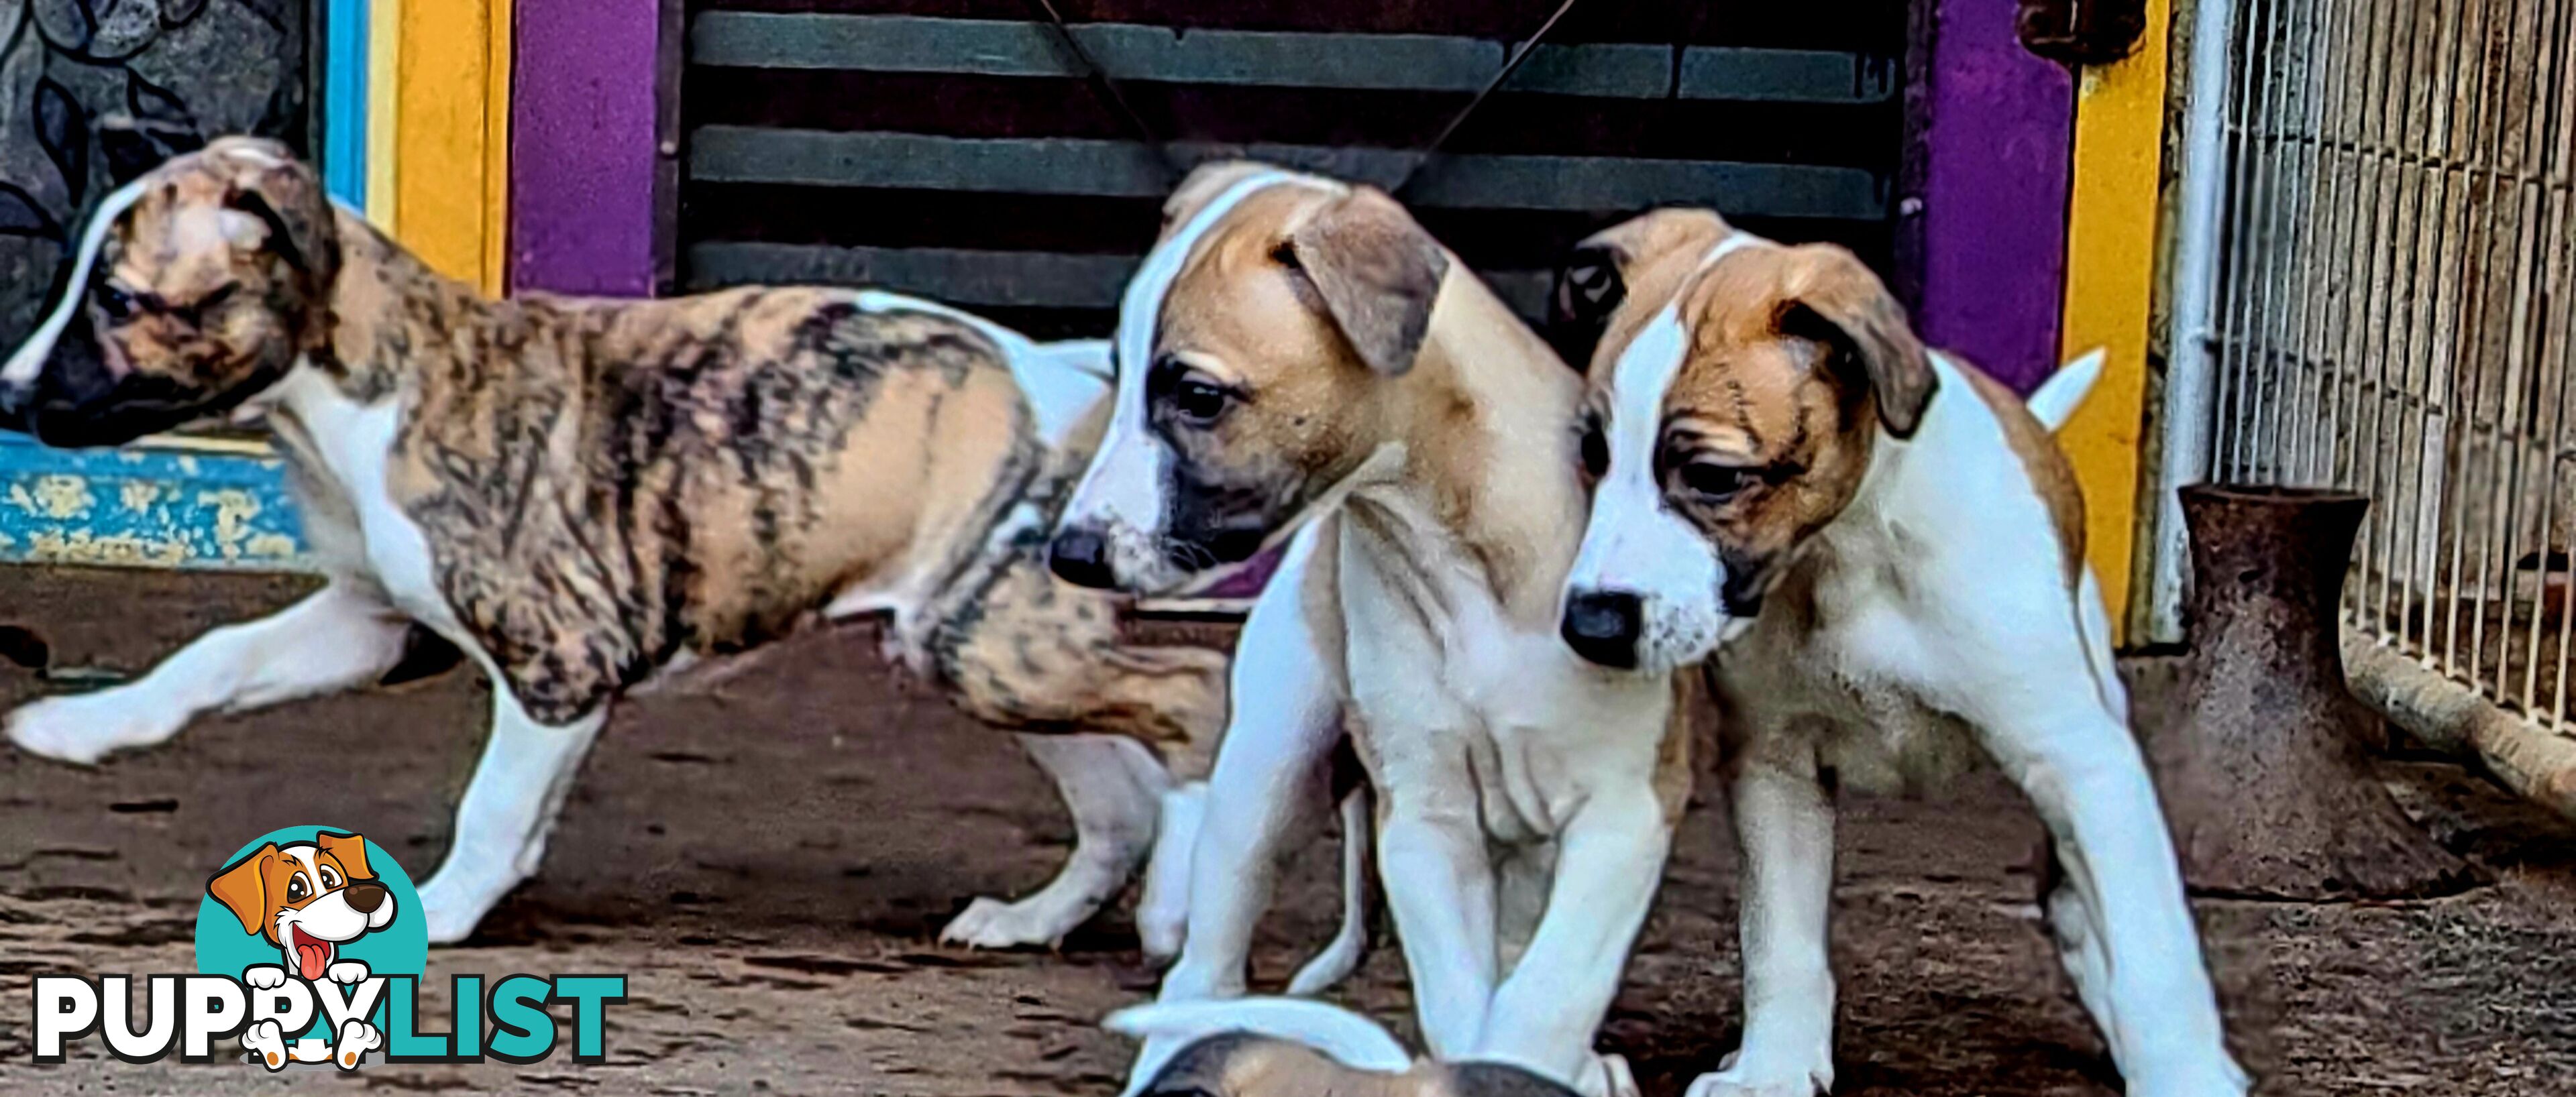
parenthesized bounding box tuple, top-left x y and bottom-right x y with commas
(1564, 232, 1763, 672)
(1056, 168, 1320, 586)
(1, 175, 153, 388)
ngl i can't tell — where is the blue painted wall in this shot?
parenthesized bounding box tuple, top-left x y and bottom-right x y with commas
(324, 0, 370, 207)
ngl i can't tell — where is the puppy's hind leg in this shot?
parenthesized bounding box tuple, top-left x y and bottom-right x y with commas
(943, 734, 1168, 949)
(1977, 696, 2247, 1097)
(6, 583, 411, 765)
(415, 689, 608, 944)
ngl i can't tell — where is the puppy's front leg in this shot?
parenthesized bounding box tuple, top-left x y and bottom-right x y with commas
(1477, 797, 1671, 1097)
(414, 689, 608, 944)
(1377, 791, 1499, 1059)
(1124, 532, 1345, 1096)
(6, 583, 410, 765)
(1689, 756, 1837, 1097)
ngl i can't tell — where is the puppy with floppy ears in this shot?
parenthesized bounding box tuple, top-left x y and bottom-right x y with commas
(0, 137, 1253, 957)
(1052, 162, 1688, 1097)
(1548, 209, 2245, 1097)
(1112, 998, 1584, 1097)
(207, 831, 394, 1069)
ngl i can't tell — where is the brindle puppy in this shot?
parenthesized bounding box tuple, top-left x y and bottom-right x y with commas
(0, 137, 1231, 950)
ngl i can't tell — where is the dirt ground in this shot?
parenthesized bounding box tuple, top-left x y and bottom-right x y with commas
(2, 565, 2573, 1096)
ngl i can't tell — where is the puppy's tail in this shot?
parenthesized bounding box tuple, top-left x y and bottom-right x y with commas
(2028, 348, 2106, 432)
(1104, 998, 1413, 1073)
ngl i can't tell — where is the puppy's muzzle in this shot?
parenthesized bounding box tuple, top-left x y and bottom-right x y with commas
(1048, 527, 1120, 589)
(1559, 589, 1644, 670)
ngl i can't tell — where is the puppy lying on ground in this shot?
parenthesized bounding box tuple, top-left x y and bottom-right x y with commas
(1112, 998, 1580, 1097)
(0, 137, 1276, 957)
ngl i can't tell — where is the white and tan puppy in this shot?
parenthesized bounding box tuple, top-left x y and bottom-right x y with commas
(1051, 162, 1687, 1097)
(1110, 998, 1585, 1097)
(1548, 209, 2245, 1096)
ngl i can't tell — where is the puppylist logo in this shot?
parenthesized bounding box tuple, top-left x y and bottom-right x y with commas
(31, 826, 625, 1069)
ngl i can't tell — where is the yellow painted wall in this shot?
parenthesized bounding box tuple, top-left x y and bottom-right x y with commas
(366, 0, 512, 294)
(2058, 0, 2174, 644)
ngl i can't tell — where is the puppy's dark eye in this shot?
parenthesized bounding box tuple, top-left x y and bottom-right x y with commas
(1676, 460, 1754, 504)
(1269, 239, 1301, 272)
(1172, 380, 1231, 426)
(95, 284, 136, 323)
(1578, 416, 1609, 479)
(319, 866, 341, 888)
(286, 875, 309, 903)
(194, 282, 239, 314)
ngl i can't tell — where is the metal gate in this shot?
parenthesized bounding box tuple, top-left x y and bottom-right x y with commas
(2185, 0, 2575, 730)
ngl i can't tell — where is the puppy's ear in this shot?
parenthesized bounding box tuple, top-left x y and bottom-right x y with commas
(97, 116, 205, 188)
(207, 140, 341, 298)
(1288, 187, 1448, 376)
(315, 831, 374, 881)
(208, 844, 278, 935)
(1782, 245, 1934, 438)
(1546, 241, 1625, 374)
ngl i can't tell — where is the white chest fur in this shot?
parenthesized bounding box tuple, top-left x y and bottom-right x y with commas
(1333, 498, 1672, 844)
(271, 370, 461, 637)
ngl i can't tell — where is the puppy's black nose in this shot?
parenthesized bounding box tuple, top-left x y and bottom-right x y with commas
(1561, 590, 1644, 669)
(1048, 528, 1119, 589)
(342, 881, 389, 913)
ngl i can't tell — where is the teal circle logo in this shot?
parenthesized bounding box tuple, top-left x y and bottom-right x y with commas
(194, 827, 426, 1055)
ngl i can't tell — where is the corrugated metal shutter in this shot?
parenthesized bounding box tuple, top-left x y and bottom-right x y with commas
(679, 1, 1907, 338)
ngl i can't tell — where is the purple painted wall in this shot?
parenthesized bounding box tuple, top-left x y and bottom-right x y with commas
(1915, 0, 2074, 393)
(509, 0, 663, 297)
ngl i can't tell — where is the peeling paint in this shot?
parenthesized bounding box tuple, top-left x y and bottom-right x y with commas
(0, 437, 311, 573)
(120, 481, 164, 513)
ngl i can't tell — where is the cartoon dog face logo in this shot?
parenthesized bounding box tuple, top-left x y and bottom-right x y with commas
(207, 831, 396, 983)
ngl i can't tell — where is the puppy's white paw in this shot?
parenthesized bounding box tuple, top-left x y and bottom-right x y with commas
(325, 960, 370, 985)
(1133, 887, 1187, 961)
(332, 1019, 384, 1070)
(939, 895, 1074, 950)
(1683, 1054, 1833, 1097)
(2131, 1057, 2253, 1097)
(241, 965, 288, 991)
(241, 1019, 288, 1071)
(5, 691, 178, 766)
(415, 877, 494, 945)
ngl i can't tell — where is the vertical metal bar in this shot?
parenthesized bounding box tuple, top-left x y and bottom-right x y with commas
(2422, 0, 2499, 662)
(2540, 0, 2576, 728)
(2354, 0, 2424, 636)
(2220, 0, 2282, 481)
(2509, 0, 2571, 711)
(2253, 0, 2311, 482)
(2431, 0, 2490, 667)
(2318, 0, 2369, 492)
(2346, 0, 2400, 624)
(2431, 0, 2493, 675)
(2241, 0, 2293, 481)
(2460, 0, 2527, 694)
(2277, 0, 2334, 484)
(2150, 0, 2251, 642)
(2534, 62, 2576, 726)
